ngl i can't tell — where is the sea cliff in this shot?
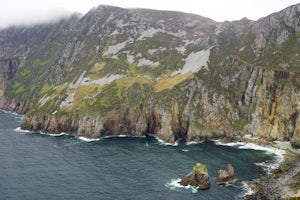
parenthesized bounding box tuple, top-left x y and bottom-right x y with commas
(1, 4, 300, 198)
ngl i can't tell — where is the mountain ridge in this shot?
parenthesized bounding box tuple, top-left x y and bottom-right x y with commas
(1, 4, 300, 147)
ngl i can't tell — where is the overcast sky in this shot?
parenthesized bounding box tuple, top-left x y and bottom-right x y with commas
(0, 0, 299, 29)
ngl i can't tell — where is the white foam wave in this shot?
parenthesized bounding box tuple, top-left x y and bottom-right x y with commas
(36, 131, 69, 137)
(14, 127, 31, 133)
(182, 149, 189, 152)
(103, 135, 147, 140)
(241, 181, 254, 196)
(78, 134, 147, 142)
(238, 143, 285, 157)
(155, 137, 178, 146)
(213, 139, 245, 147)
(165, 178, 198, 193)
(238, 143, 285, 170)
(254, 161, 270, 169)
(77, 136, 100, 142)
(47, 133, 67, 137)
(186, 141, 204, 145)
(104, 134, 127, 138)
(214, 140, 286, 172)
(14, 128, 70, 138)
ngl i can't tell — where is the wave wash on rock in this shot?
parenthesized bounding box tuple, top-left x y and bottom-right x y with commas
(1, 4, 300, 146)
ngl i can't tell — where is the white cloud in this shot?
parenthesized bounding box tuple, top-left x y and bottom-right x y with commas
(0, 3, 73, 28)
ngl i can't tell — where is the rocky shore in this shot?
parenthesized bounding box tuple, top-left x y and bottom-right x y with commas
(245, 152, 300, 199)
(5, 107, 300, 199)
(212, 135, 300, 199)
(236, 138, 300, 200)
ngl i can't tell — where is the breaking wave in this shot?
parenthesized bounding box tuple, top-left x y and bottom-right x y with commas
(165, 178, 198, 193)
(214, 140, 286, 172)
(154, 136, 178, 146)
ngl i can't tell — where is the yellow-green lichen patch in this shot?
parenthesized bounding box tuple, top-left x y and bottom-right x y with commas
(154, 73, 193, 92)
(0, 89, 3, 96)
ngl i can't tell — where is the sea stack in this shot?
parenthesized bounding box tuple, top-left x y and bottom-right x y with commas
(179, 163, 210, 189)
(215, 163, 236, 185)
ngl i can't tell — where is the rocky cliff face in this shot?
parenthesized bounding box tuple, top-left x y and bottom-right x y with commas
(1, 4, 300, 145)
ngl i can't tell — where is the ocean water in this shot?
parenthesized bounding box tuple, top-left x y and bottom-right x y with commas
(0, 110, 277, 200)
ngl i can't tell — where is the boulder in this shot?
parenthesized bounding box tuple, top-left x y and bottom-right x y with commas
(215, 163, 236, 185)
(179, 163, 210, 189)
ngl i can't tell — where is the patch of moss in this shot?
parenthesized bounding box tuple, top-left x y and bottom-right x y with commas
(234, 117, 249, 131)
(40, 84, 54, 95)
(74, 81, 123, 114)
(32, 59, 52, 68)
(27, 82, 69, 116)
(9, 81, 25, 95)
(100, 55, 129, 75)
(127, 61, 138, 77)
(60, 84, 102, 113)
(193, 163, 208, 174)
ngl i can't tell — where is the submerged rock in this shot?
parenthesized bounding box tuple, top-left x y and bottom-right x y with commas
(179, 163, 210, 189)
(215, 163, 236, 185)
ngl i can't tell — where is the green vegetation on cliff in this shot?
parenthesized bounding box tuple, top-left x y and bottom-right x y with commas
(1, 4, 300, 147)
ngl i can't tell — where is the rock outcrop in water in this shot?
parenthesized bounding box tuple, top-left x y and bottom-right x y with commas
(1, 4, 300, 148)
(179, 163, 210, 189)
(215, 163, 236, 185)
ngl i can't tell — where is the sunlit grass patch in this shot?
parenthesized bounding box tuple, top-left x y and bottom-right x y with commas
(74, 84, 102, 102)
(154, 73, 193, 92)
(116, 77, 151, 88)
(90, 62, 106, 73)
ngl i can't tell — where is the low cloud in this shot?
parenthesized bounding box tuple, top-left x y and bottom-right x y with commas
(0, 7, 75, 29)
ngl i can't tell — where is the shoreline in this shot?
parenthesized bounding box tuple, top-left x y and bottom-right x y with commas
(20, 126, 298, 198)
(245, 153, 300, 200)
(213, 139, 286, 172)
(235, 136, 300, 199)
(7, 106, 300, 199)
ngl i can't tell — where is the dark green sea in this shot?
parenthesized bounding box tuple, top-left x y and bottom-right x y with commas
(0, 110, 279, 200)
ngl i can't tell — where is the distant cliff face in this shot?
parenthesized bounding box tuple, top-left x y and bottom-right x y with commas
(1, 4, 300, 145)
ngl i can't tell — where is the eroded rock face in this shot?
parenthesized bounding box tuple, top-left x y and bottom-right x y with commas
(179, 163, 210, 189)
(215, 164, 236, 185)
(1, 4, 300, 146)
